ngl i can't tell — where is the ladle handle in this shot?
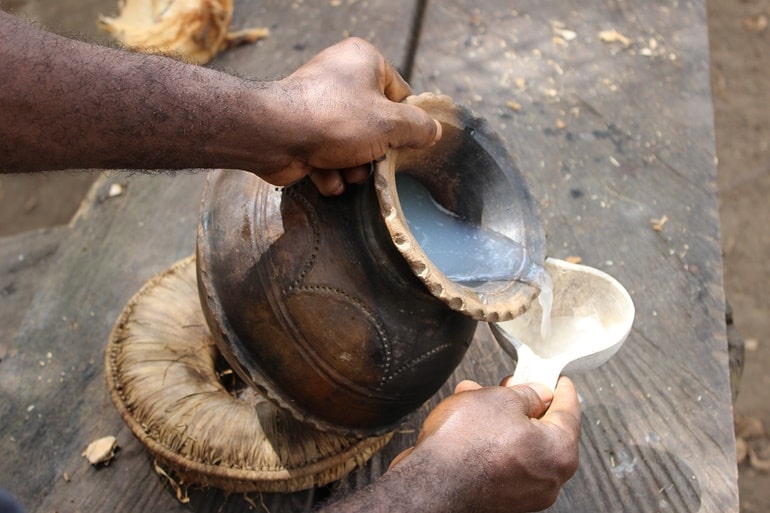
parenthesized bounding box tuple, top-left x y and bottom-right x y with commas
(507, 345, 564, 393)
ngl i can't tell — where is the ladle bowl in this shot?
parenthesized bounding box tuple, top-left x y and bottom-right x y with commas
(489, 258, 635, 391)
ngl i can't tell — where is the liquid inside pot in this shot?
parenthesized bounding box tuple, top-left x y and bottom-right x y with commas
(397, 173, 554, 337)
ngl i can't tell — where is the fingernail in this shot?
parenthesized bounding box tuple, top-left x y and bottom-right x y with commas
(526, 382, 554, 405)
(432, 119, 443, 144)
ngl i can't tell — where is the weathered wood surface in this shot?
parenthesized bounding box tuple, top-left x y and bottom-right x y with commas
(0, 0, 738, 512)
(0, 227, 67, 359)
(409, 1, 737, 512)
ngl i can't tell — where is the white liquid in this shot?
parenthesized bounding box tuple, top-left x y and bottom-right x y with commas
(398, 175, 541, 282)
(397, 174, 555, 339)
(528, 315, 606, 359)
(536, 273, 554, 339)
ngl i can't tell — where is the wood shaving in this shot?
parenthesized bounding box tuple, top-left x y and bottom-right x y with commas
(599, 29, 631, 47)
(650, 215, 668, 231)
(99, 0, 269, 65)
(565, 256, 582, 264)
(552, 36, 568, 47)
(737, 436, 748, 464)
(553, 27, 577, 41)
(82, 436, 118, 465)
(23, 196, 38, 213)
(743, 14, 768, 33)
(108, 183, 124, 198)
(749, 444, 770, 471)
(506, 100, 522, 112)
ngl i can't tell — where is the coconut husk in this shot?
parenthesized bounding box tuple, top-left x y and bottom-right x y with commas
(105, 256, 392, 493)
(99, 0, 269, 64)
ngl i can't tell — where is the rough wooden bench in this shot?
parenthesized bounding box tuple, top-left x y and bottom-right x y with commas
(0, 1, 738, 512)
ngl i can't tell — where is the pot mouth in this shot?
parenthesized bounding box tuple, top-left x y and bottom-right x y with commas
(374, 93, 546, 322)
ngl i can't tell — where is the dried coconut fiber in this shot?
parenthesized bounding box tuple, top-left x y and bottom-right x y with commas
(106, 256, 392, 493)
(99, 0, 269, 64)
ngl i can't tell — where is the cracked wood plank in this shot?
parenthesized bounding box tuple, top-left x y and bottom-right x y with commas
(412, 1, 737, 512)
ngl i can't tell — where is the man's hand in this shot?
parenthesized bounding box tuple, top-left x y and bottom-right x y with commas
(262, 37, 442, 195)
(326, 377, 581, 513)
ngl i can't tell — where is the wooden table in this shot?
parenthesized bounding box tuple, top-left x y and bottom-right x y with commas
(0, 1, 738, 511)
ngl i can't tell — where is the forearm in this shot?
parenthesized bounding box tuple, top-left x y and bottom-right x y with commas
(0, 11, 286, 174)
(318, 449, 470, 513)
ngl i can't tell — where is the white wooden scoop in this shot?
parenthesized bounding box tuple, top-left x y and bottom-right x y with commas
(489, 258, 635, 392)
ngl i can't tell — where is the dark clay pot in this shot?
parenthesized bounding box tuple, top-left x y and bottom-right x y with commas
(196, 93, 545, 435)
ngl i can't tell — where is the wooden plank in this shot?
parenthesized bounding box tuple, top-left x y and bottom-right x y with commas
(0, 2, 423, 513)
(0, 227, 67, 359)
(216, 0, 422, 79)
(0, 174, 205, 513)
(406, 1, 738, 512)
(3, 1, 738, 512)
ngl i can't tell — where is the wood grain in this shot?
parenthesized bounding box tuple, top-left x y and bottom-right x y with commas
(409, 1, 737, 512)
(0, 1, 738, 512)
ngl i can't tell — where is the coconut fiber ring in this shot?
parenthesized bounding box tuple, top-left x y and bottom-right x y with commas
(105, 256, 392, 493)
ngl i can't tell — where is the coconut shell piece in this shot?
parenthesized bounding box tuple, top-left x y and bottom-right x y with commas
(106, 256, 392, 493)
(99, 0, 269, 64)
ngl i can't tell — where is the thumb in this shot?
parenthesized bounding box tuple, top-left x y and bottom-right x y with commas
(506, 383, 554, 419)
(386, 103, 442, 149)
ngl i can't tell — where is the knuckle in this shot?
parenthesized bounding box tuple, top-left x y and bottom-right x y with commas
(554, 443, 580, 480)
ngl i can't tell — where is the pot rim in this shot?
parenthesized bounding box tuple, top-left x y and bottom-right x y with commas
(374, 93, 545, 322)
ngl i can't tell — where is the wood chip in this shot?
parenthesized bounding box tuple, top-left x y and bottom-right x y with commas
(737, 436, 748, 464)
(82, 436, 118, 466)
(565, 256, 582, 264)
(23, 196, 38, 213)
(108, 183, 124, 198)
(743, 14, 768, 33)
(650, 215, 668, 231)
(554, 27, 577, 41)
(749, 444, 770, 471)
(506, 100, 522, 112)
(599, 29, 631, 47)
